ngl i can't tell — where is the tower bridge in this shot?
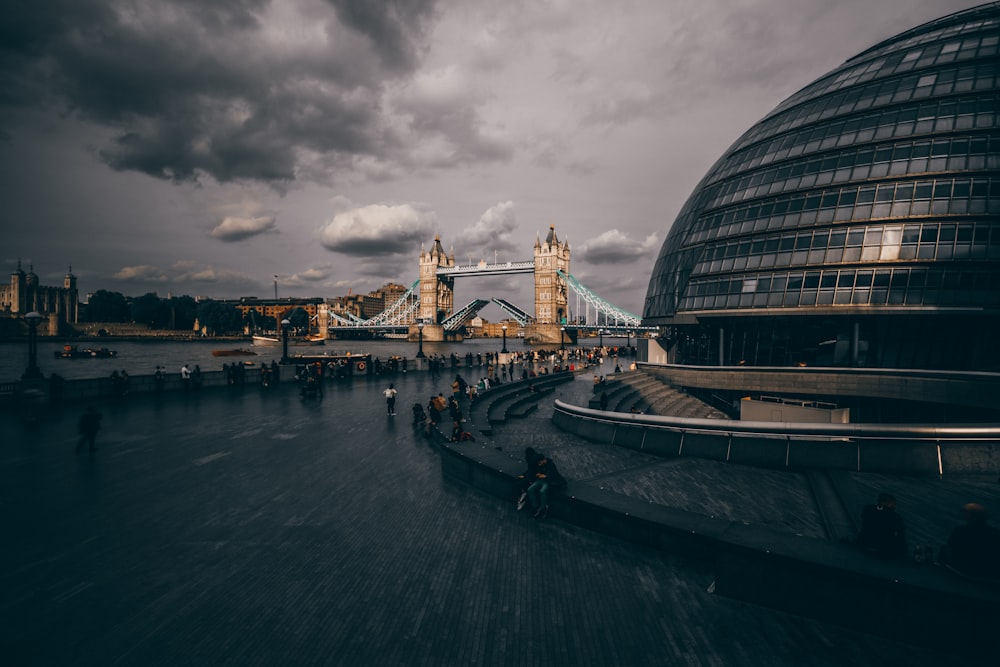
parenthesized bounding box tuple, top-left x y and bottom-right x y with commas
(318, 225, 649, 344)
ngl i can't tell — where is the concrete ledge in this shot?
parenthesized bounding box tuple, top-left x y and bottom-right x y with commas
(437, 438, 999, 658)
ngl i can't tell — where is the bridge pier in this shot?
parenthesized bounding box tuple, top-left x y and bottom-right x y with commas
(407, 323, 463, 343)
(523, 323, 576, 346)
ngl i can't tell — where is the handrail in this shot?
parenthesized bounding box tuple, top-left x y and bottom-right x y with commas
(638, 362, 1000, 383)
(553, 399, 1000, 441)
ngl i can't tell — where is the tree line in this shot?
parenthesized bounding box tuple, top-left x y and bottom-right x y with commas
(82, 290, 308, 335)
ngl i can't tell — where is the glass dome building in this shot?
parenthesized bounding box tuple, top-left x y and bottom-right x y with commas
(643, 3, 1000, 373)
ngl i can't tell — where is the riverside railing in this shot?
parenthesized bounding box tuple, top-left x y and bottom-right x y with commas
(552, 399, 1000, 476)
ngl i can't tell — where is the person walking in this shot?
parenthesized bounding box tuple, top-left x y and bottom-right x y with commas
(384, 383, 398, 415)
(75, 407, 102, 453)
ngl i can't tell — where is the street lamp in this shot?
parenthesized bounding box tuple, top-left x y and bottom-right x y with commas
(416, 320, 426, 358)
(626, 329, 632, 350)
(501, 324, 508, 354)
(559, 326, 566, 352)
(281, 318, 291, 362)
(599, 328, 604, 348)
(22, 311, 44, 380)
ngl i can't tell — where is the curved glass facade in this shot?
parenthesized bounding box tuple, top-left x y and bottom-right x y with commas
(644, 3, 1000, 371)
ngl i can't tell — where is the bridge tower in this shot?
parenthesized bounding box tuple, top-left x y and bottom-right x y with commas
(526, 225, 573, 345)
(414, 235, 455, 342)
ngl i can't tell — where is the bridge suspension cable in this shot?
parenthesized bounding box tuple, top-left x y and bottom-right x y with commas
(328, 280, 419, 328)
(558, 270, 641, 327)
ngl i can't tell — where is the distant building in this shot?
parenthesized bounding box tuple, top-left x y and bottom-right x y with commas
(232, 297, 323, 324)
(0, 261, 79, 329)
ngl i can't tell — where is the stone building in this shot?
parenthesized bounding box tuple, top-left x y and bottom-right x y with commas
(0, 261, 79, 332)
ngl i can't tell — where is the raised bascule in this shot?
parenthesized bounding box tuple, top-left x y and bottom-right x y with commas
(317, 224, 646, 344)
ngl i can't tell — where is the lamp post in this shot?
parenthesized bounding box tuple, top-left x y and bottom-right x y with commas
(626, 329, 632, 350)
(22, 311, 44, 380)
(559, 326, 566, 353)
(501, 324, 508, 354)
(416, 320, 426, 358)
(281, 318, 290, 362)
(599, 328, 604, 348)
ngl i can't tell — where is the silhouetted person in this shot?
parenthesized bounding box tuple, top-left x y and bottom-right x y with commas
(76, 407, 102, 453)
(940, 503, 1000, 580)
(599, 391, 609, 411)
(855, 493, 907, 559)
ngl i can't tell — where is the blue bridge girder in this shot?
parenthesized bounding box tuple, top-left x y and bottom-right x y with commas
(491, 298, 531, 326)
(442, 299, 490, 331)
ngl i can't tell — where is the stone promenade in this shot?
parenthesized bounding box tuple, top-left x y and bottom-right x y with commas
(0, 371, 992, 665)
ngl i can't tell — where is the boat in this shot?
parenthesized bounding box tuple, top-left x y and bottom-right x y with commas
(252, 335, 280, 347)
(54, 345, 117, 359)
(253, 334, 325, 347)
(212, 348, 258, 357)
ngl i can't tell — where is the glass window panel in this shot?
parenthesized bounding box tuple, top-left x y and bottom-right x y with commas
(921, 226, 939, 243)
(875, 185, 896, 202)
(855, 271, 873, 287)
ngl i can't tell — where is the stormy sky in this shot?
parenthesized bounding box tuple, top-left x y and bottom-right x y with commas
(0, 0, 981, 319)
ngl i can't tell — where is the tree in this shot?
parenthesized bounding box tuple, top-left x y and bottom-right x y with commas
(129, 293, 170, 329)
(168, 295, 197, 331)
(83, 290, 130, 322)
(196, 300, 244, 335)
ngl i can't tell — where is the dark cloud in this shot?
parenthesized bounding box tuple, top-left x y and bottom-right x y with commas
(325, 0, 436, 72)
(0, 0, 444, 186)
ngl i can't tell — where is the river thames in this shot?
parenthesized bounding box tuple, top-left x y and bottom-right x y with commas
(0, 335, 631, 383)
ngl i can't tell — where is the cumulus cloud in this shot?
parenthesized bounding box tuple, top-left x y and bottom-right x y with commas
(320, 203, 436, 256)
(113, 265, 169, 282)
(457, 201, 519, 258)
(210, 215, 277, 241)
(175, 266, 254, 284)
(577, 229, 659, 264)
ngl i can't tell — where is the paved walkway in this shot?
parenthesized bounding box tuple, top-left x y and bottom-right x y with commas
(0, 371, 991, 665)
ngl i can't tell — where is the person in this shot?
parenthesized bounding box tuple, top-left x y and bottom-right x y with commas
(192, 364, 202, 389)
(75, 407, 102, 453)
(599, 391, 609, 411)
(384, 383, 397, 415)
(180, 363, 192, 390)
(939, 503, 1000, 580)
(426, 396, 441, 428)
(450, 421, 475, 442)
(854, 493, 907, 559)
(515, 447, 565, 519)
(154, 365, 165, 391)
(411, 402, 426, 426)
